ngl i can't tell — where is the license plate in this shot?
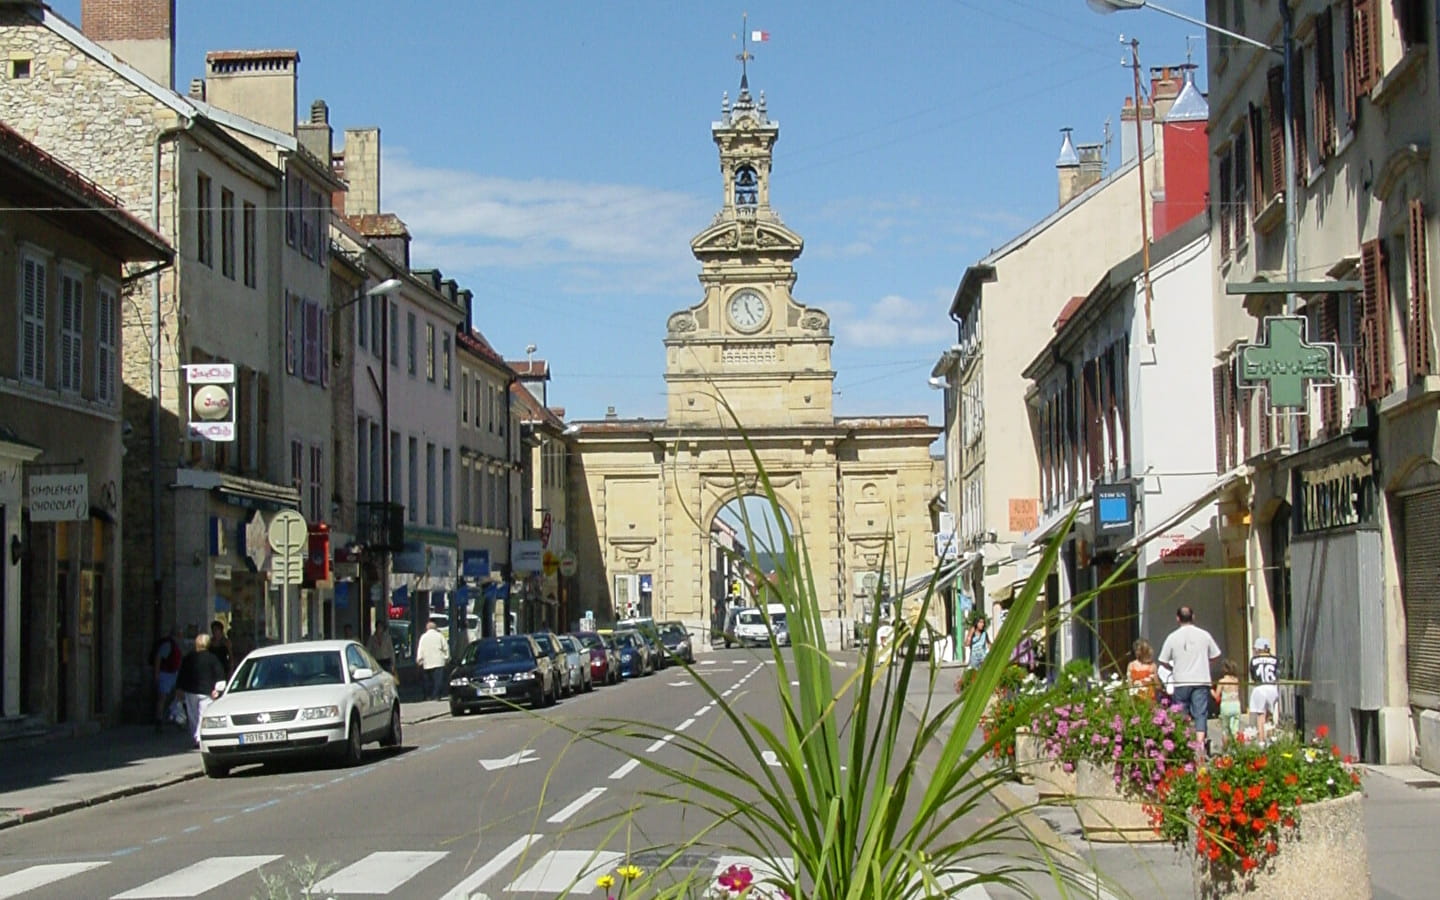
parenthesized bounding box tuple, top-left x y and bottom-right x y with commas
(239, 730, 287, 745)
(478, 686, 506, 696)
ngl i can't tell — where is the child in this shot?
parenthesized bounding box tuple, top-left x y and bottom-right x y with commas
(1249, 637, 1280, 743)
(1126, 639, 1157, 697)
(1212, 659, 1243, 741)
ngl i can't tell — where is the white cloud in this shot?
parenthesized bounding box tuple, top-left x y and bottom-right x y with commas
(833, 294, 945, 347)
(382, 150, 707, 276)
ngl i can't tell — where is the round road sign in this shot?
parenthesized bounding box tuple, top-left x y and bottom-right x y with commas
(267, 509, 308, 555)
(559, 551, 578, 577)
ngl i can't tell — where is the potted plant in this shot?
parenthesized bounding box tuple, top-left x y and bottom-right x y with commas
(1150, 726, 1369, 898)
(979, 665, 1039, 777)
(1017, 660, 1097, 800)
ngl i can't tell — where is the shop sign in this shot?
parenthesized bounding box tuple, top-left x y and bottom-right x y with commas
(1295, 454, 1376, 534)
(213, 563, 232, 582)
(429, 547, 456, 578)
(1095, 482, 1134, 537)
(27, 474, 88, 522)
(1009, 498, 1039, 533)
(462, 549, 491, 579)
(305, 523, 331, 583)
(1155, 534, 1206, 566)
(1237, 316, 1336, 410)
(934, 530, 958, 561)
(540, 512, 553, 548)
(392, 541, 427, 574)
(241, 509, 269, 572)
(185, 364, 237, 442)
(511, 540, 543, 574)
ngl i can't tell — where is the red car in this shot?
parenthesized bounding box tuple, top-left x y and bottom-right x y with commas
(573, 631, 619, 686)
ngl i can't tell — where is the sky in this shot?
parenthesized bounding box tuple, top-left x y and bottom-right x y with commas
(53, 0, 1208, 425)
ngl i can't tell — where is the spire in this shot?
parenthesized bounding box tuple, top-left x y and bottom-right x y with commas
(1056, 127, 1080, 167)
(1165, 66, 1209, 122)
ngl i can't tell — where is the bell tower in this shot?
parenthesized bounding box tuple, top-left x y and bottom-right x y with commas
(663, 72, 835, 428)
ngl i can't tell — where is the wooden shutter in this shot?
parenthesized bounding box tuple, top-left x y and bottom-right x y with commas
(1361, 238, 1395, 399)
(1213, 366, 1227, 472)
(1219, 155, 1233, 257)
(1258, 383, 1274, 451)
(1234, 134, 1249, 246)
(1320, 297, 1342, 433)
(1249, 104, 1267, 210)
(1354, 0, 1381, 95)
(1343, 0, 1359, 121)
(1411, 199, 1434, 378)
(1290, 46, 1308, 183)
(1266, 66, 1285, 201)
(1315, 8, 1337, 159)
(257, 374, 270, 479)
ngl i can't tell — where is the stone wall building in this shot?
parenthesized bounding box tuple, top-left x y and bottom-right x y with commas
(0, 121, 171, 727)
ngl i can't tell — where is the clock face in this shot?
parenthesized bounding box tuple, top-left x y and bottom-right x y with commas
(727, 290, 769, 332)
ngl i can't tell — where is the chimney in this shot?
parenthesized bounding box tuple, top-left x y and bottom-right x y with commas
(1120, 92, 1154, 166)
(188, 77, 205, 100)
(296, 98, 333, 166)
(1154, 67, 1210, 239)
(203, 49, 300, 135)
(342, 127, 381, 216)
(459, 289, 474, 334)
(1149, 65, 1185, 123)
(1056, 128, 1081, 207)
(605, 406, 618, 421)
(81, 0, 175, 89)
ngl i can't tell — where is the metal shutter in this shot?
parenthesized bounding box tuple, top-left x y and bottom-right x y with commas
(1404, 489, 1440, 707)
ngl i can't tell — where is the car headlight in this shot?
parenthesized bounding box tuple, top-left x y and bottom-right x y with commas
(200, 715, 228, 730)
(449, 677, 470, 687)
(299, 705, 340, 720)
(511, 670, 536, 681)
(621, 650, 634, 659)
(679, 639, 691, 650)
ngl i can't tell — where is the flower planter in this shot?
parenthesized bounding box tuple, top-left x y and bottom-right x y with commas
(1012, 729, 1038, 784)
(1191, 792, 1370, 900)
(1075, 760, 1162, 843)
(1016, 730, 1077, 799)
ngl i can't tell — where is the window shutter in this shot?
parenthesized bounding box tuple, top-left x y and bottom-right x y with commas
(1219, 156, 1233, 257)
(1226, 361, 1239, 469)
(96, 289, 114, 403)
(1214, 365, 1227, 471)
(1360, 238, 1394, 399)
(1320, 297, 1342, 433)
(1234, 133, 1249, 246)
(284, 291, 296, 375)
(1258, 383, 1273, 451)
(1248, 104, 1266, 214)
(1315, 9, 1337, 159)
(1410, 198, 1433, 378)
(1290, 46, 1308, 182)
(1266, 66, 1285, 201)
(21, 257, 46, 383)
(1354, 0, 1381, 95)
(320, 308, 331, 388)
(257, 376, 270, 477)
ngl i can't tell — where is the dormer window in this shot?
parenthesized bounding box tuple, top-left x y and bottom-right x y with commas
(734, 165, 758, 208)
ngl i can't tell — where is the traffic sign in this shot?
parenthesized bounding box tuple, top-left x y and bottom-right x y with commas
(559, 551, 578, 577)
(271, 553, 304, 585)
(268, 509, 307, 554)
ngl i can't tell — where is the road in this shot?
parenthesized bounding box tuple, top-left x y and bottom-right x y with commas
(0, 649, 902, 899)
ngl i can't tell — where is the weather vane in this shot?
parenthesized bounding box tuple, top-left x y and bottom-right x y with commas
(732, 11, 768, 84)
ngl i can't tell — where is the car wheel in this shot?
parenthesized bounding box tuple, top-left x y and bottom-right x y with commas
(381, 704, 403, 746)
(585, 673, 594, 693)
(340, 715, 363, 767)
(201, 755, 229, 779)
(724, 638, 732, 648)
(450, 699, 464, 717)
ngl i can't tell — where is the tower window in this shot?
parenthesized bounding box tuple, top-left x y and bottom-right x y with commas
(11, 58, 31, 79)
(735, 165, 758, 207)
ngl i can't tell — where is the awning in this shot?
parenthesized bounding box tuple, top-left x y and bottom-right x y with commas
(1118, 464, 1252, 554)
(1020, 499, 1093, 552)
(894, 561, 962, 600)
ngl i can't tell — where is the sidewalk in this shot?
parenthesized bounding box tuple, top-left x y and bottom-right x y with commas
(0, 700, 451, 832)
(898, 666, 1440, 898)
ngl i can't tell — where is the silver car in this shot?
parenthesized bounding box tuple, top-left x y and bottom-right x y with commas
(556, 633, 593, 694)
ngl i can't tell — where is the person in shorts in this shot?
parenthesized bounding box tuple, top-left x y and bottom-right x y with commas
(1249, 637, 1280, 743)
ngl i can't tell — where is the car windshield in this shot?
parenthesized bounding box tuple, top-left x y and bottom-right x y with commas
(463, 638, 532, 665)
(615, 632, 639, 648)
(230, 650, 344, 692)
(770, 613, 787, 628)
(662, 624, 686, 638)
(558, 636, 577, 653)
(575, 633, 603, 650)
(737, 610, 763, 626)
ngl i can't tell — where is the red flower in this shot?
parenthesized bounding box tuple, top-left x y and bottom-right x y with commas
(1316, 724, 1330, 739)
(1332, 746, 1342, 758)
(1265, 840, 1278, 854)
(1248, 784, 1263, 800)
(1284, 773, 1298, 786)
(1351, 772, 1362, 786)
(1283, 816, 1296, 828)
(1219, 782, 1232, 795)
(716, 864, 754, 893)
(1242, 856, 1258, 872)
(1266, 802, 1280, 822)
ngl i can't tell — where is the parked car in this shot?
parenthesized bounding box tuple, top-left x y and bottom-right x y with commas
(610, 629, 653, 678)
(657, 621, 695, 664)
(572, 631, 617, 686)
(530, 632, 573, 697)
(556, 633, 594, 694)
(197, 640, 401, 778)
(448, 635, 554, 715)
(724, 606, 782, 648)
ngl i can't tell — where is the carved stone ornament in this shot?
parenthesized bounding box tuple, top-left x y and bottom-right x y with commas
(800, 310, 830, 331)
(667, 311, 698, 334)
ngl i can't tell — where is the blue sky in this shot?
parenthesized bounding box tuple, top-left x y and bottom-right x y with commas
(54, 0, 1207, 423)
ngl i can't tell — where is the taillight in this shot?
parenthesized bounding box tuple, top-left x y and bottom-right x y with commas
(590, 648, 606, 661)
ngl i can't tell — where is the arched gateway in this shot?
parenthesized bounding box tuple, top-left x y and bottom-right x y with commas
(566, 75, 941, 647)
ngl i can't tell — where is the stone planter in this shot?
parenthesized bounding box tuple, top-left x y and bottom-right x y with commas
(1191, 792, 1370, 900)
(1074, 760, 1162, 843)
(1012, 729, 1039, 784)
(1014, 731, 1077, 801)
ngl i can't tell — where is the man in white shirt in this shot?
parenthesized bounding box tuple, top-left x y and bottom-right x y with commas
(414, 620, 449, 701)
(1157, 605, 1221, 747)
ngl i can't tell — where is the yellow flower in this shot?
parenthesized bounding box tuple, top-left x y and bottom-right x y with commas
(617, 863, 644, 881)
(596, 873, 616, 890)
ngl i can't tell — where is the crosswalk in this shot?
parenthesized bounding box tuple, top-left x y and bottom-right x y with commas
(0, 847, 834, 899)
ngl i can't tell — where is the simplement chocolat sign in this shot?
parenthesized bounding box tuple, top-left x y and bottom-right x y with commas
(28, 474, 88, 522)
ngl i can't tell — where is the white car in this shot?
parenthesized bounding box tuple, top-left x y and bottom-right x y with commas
(197, 640, 401, 778)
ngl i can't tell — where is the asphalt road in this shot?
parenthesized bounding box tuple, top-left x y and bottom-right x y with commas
(0, 649, 830, 899)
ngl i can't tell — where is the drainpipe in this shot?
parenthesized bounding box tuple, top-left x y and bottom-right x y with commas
(152, 120, 193, 633)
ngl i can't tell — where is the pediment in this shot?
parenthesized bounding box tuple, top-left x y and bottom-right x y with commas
(690, 219, 803, 259)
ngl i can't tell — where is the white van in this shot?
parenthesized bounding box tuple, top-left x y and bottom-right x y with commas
(723, 604, 789, 648)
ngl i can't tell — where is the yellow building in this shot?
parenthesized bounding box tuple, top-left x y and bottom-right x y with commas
(566, 76, 940, 648)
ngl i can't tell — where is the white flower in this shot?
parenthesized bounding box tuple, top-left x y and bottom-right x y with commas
(1327, 777, 1335, 786)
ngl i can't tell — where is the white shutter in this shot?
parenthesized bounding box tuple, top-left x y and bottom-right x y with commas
(96, 288, 116, 404)
(21, 257, 47, 384)
(60, 274, 82, 392)
(1404, 489, 1440, 707)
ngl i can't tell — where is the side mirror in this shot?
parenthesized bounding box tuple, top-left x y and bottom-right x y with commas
(351, 667, 375, 681)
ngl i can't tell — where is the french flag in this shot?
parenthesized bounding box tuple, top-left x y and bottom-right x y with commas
(751, 30, 770, 42)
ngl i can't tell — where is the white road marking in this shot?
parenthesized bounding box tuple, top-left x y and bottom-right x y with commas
(790, 680, 800, 686)
(438, 834, 538, 900)
(505, 850, 624, 894)
(675, 717, 696, 732)
(312, 850, 445, 894)
(645, 734, 676, 752)
(0, 862, 108, 899)
(721, 688, 734, 697)
(478, 748, 538, 771)
(700, 660, 716, 665)
(547, 787, 607, 824)
(761, 749, 782, 767)
(693, 705, 712, 718)
(609, 758, 641, 779)
(113, 855, 279, 898)
(669, 679, 694, 687)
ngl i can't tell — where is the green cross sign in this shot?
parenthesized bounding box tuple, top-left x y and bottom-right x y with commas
(1237, 315, 1336, 410)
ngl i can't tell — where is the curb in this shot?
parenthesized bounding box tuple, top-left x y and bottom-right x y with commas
(0, 767, 204, 832)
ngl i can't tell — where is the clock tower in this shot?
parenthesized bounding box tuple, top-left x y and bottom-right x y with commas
(664, 76, 835, 427)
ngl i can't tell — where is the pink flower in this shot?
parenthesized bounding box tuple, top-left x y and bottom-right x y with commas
(717, 864, 754, 893)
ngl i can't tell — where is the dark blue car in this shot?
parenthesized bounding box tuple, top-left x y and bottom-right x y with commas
(448, 635, 555, 714)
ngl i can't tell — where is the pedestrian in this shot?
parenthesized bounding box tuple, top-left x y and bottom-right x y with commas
(964, 613, 990, 670)
(1156, 605, 1222, 751)
(367, 618, 396, 677)
(1249, 637, 1280, 743)
(175, 633, 227, 748)
(1212, 659, 1243, 742)
(152, 625, 183, 734)
(208, 620, 231, 675)
(1126, 638, 1158, 698)
(414, 620, 449, 701)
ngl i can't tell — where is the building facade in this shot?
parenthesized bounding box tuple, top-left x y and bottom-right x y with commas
(0, 123, 172, 727)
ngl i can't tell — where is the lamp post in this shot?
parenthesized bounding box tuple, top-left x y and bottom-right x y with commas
(1088, 0, 1300, 449)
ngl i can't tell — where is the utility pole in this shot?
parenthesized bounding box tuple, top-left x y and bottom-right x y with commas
(1128, 37, 1156, 344)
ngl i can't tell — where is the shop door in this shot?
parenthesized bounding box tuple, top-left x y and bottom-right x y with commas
(1093, 560, 1138, 677)
(1403, 489, 1440, 708)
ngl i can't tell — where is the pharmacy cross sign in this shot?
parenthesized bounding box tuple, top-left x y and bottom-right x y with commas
(1237, 316, 1337, 410)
